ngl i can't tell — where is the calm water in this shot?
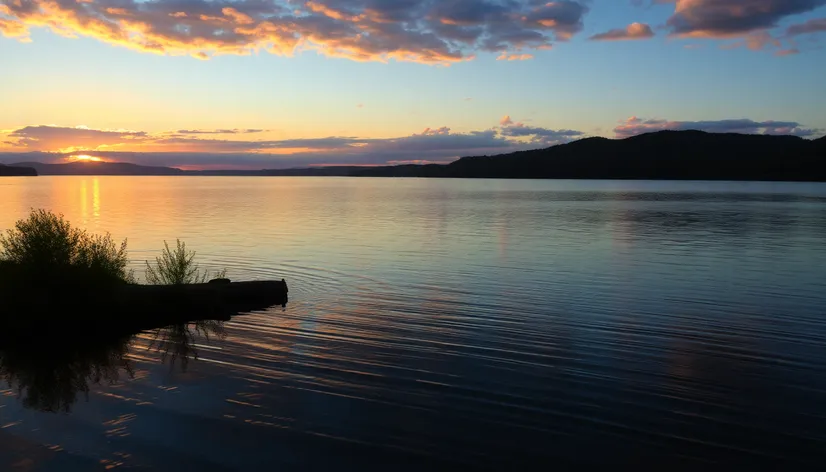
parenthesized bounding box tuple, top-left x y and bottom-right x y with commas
(1, 177, 826, 470)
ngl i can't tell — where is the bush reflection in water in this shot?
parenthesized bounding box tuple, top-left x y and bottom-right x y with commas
(0, 321, 225, 413)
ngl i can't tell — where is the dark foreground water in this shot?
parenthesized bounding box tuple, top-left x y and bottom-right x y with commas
(1, 177, 826, 470)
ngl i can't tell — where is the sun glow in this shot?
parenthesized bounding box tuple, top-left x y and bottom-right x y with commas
(69, 154, 103, 162)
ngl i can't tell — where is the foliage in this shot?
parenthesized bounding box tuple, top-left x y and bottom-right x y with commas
(0, 209, 133, 286)
(144, 239, 226, 285)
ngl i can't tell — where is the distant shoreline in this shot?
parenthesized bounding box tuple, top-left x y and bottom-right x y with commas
(4, 130, 824, 182)
(10, 175, 826, 184)
(0, 164, 37, 176)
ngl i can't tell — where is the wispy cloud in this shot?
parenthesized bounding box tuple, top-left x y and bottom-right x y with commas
(0, 114, 600, 169)
(499, 117, 584, 146)
(0, 118, 589, 168)
(776, 48, 801, 56)
(615, 116, 820, 138)
(590, 22, 654, 41)
(786, 17, 826, 36)
(0, 0, 591, 64)
(497, 52, 534, 61)
(177, 129, 265, 135)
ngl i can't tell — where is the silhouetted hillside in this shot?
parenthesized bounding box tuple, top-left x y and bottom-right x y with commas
(4, 131, 825, 180)
(815, 135, 826, 152)
(13, 161, 184, 176)
(353, 131, 826, 181)
(0, 164, 37, 176)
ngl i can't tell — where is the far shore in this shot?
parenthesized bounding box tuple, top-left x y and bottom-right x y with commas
(2, 130, 824, 182)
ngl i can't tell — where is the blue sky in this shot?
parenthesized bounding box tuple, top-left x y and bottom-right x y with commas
(1, 0, 825, 169)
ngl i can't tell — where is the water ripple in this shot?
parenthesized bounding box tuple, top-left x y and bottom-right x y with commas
(1, 178, 826, 469)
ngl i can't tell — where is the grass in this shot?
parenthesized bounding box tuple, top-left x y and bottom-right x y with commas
(144, 239, 227, 285)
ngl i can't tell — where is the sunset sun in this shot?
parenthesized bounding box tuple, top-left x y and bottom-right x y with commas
(70, 155, 103, 162)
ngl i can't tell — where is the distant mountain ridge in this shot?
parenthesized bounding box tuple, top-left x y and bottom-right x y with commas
(0, 163, 37, 176)
(6, 130, 826, 181)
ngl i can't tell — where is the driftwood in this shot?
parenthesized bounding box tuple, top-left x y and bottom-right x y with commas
(119, 280, 286, 318)
(109, 279, 289, 330)
(0, 278, 288, 337)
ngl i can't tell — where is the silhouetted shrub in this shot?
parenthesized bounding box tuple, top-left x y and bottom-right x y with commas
(144, 239, 226, 285)
(0, 209, 133, 287)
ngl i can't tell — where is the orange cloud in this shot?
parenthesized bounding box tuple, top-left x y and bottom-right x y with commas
(4, 125, 148, 152)
(0, 17, 30, 40)
(496, 53, 534, 61)
(105, 8, 131, 16)
(221, 7, 254, 25)
(0, 0, 590, 64)
(305, 1, 361, 22)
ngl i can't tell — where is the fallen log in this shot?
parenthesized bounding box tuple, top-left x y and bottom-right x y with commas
(0, 278, 288, 337)
(114, 279, 289, 325)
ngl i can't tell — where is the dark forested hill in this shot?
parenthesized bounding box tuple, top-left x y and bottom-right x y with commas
(354, 131, 825, 181)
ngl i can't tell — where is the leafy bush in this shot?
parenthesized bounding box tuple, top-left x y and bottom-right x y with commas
(144, 239, 226, 285)
(0, 209, 133, 286)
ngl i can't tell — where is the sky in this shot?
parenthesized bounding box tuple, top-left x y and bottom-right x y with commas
(1, 0, 825, 169)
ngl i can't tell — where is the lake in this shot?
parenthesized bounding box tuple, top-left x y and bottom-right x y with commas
(1, 177, 826, 470)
